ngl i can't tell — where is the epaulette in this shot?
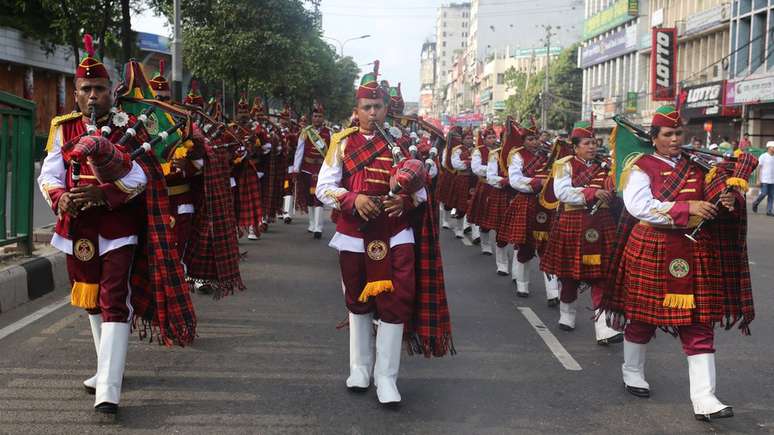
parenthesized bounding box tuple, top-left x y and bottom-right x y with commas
(46, 112, 83, 152)
(551, 155, 574, 179)
(325, 126, 359, 165)
(52, 111, 82, 127)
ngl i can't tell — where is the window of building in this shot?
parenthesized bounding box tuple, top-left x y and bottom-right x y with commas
(739, 0, 752, 15)
(497, 73, 505, 85)
(768, 9, 774, 70)
(443, 31, 447, 37)
(736, 16, 751, 75)
(443, 41, 447, 47)
(443, 51, 446, 57)
(751, 12, 766, 71)
(754, 0, 767, 11)
(442, 61, 446, 67)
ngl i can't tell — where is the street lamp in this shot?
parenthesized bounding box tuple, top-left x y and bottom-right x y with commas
(322, 34, 371, 57)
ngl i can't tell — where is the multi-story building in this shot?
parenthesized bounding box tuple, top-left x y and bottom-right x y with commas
(727, 0, 774, 147)
(434, 2, 470, 111)
(419, 41, 436, 116)
(641, 0, 736, 142)
(580, 0, 645, 135)
(479, 47, 561, 121)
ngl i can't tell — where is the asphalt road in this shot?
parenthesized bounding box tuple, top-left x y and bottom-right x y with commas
(0, 211, 773, 434)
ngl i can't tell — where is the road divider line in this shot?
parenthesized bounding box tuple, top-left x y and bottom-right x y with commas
(516, 305, 582, 371)
(0, 296, 70, 342)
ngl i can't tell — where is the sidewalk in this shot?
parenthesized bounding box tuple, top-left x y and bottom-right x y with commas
(0, 228, 68, 315)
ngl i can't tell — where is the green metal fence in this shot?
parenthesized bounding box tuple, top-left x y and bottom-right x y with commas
(0, 91, 35, 255)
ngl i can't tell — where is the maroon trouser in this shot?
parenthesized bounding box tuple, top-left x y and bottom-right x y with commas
(173, 212, 194, 259)
(78, 245, 135, 323)
(559, 278, 603, 307)
(624, 320, 715, 356)
(340, 244, 416, 324)
(515, 243, 535, 263)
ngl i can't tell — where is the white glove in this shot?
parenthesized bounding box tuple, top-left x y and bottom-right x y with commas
(262, 143, 272, 154)
(256, 171, 265, 179)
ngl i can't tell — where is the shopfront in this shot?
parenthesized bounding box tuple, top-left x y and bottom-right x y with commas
(678, 80, 741, 145)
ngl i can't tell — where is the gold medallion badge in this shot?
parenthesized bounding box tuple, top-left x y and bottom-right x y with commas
(366, 240, 388, 261)
(74, 238, 96, 262)
(145, 113, 160, 135)
(536, 211, 548, 224)
(584, 229, 600, 243)
(669, 258, 690, 278)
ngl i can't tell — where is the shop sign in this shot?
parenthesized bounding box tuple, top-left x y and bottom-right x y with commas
(679, 80, 741, 118)
(580, 25, 638, 68)
(685, 4, 730, 36)
(651, 27, 678, 101)
(726, 75, 774, 105)
(583, 0, 639, 41)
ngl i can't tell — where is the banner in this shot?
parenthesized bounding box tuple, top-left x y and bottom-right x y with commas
(651, 28, 678, 101)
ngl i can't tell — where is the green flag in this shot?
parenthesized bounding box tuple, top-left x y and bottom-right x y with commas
(610, 115, 653, 194)
(116, 60, 182, 162)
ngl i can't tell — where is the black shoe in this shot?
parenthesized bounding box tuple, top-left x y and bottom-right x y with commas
(695, 406, 733, 422)
(482, 251, 493, 256)
(597, 333, 624, 345)
(515, 291, 529, 298)
(197, 284, 213, 295)
(313, 232, 322, 239)
(625, 384, 650, 398)
(455, 235, 463, 239)
(284, 217, 292, 224)
(472, 237, 481, 245)
(558, 323, 574, 331)
(752, 203, 758, 213)
(767, 212, 774, 217)
(547, 297, 559, 307)
(463, 226, 472, 234)
(496, 271, 508, 276)
(95, 402, 118, 414)
(84, 385, 96, 395)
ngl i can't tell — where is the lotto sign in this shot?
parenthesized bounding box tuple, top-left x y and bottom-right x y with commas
(651, 28, 678, 101)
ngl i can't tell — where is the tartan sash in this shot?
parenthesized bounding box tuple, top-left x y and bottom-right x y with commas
(523, 150, 549, 176)
(342, 134, 389, 178)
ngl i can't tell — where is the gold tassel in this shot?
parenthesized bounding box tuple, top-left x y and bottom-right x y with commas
(71, 282, 99, 309)
(662, 293, 696, 309)
(704, 166, 718, 185)
(283, 180, 289, 190)
(358, 280, 394, 302)
(532, 231, 549, 241)
(582, 254, 601, 265)
(726, 177, 749, 193)
(160, 162, 172, 176)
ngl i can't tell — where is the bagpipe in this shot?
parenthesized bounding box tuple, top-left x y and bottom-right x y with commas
(611, 115, 757, 242)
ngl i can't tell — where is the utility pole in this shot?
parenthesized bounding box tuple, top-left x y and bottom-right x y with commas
(172, 0, 183, 101)
(538, 24, 558, 131)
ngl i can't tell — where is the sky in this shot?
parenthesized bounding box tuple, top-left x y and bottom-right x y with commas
(132, 1, 583, 103)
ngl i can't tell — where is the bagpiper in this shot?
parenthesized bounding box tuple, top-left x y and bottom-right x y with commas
(316, 62, 454, 405)
(601, 105, 757, 421)
(540, 121, 622, 343)
(292, 100, 331, 239)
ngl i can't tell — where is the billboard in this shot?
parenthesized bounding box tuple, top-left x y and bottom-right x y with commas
(583, 0, 639, 40)
(651, 28, 678, 101)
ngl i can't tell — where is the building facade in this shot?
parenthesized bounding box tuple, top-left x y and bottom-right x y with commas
(419, 41, 436, 116)
(434, 2, 470, 117)
(727, 0, 774, 148)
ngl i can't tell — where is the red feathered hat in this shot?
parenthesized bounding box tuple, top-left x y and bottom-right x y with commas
(149, 59, 170, 92)
(652, 105, 682, 128)
(183, 79, 205, 107)
(312, 100, 325, 114)
(237, 92, 250, 115)
(250, 97, 264, 117)
(76, 34, 110, 80)
(356, 61, 385, 100)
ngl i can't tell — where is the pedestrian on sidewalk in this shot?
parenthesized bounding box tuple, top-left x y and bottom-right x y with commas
(752, 141, 774, 216)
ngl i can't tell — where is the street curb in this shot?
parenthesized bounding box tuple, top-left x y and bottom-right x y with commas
(0, 250, 68, 315)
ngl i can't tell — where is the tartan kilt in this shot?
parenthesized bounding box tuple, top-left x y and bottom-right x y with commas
(294, 172, 323, 213)
(466, 180, 493, 227)
(493, 188, 515, 241)
(612, 223, 723, 327)
(448, 173, 476, 213)
(501, 193, 536, 245)
(541, 209, 615, 279)
(436, 170, 453, 206)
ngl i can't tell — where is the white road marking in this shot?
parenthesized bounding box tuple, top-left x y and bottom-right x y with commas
(516, 305, 582, 371)
(0, 296, 70, 342)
